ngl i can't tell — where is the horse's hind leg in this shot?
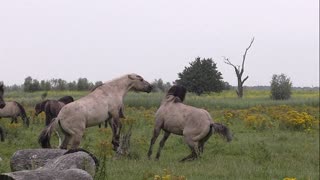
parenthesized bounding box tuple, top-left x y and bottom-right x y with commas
(199, 131, 213, 154)
(155, 131, 170, 160)
(60, 133, 72, 149)
(70, 133, 84, 150)
(180, 145, 199, 162)
(69, 127, 85, 150)
(180, 136, 200, 162)
(0, 126, 4, 142)
(11, 117, 17, 124)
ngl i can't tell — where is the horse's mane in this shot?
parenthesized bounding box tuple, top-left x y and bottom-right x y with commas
(90, 83, 104, 92)
(166, 85, 187, 102)
(58, 96, 74, 104)
(14, 101, 27, 119)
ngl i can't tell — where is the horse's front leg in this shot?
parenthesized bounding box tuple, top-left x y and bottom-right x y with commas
(155, 131, 170, 160)
(110, 116, 121, 151)
(147, 119, 163, 159)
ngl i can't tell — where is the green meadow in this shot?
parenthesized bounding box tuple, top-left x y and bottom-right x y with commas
(0, 89, 319, 180)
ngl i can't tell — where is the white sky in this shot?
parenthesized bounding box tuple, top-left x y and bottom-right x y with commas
(0, 0, 319, 87)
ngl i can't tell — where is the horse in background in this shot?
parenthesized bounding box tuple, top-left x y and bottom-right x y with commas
(0, 101, 30, 127)
(0, 83, 5, 109)
(35, 96, 74, 126)
(39, 73, 152, 150)
(0, 83, 5, 141)
(148, 85, 232, 161)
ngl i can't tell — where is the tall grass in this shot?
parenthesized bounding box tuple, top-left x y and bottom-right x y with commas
(123, 90, 319, 109)
(4, 89, 319, 109)
(0, 89, 318, 179)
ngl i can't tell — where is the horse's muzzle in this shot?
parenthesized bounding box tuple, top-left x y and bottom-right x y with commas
(146, 85, 153, 93)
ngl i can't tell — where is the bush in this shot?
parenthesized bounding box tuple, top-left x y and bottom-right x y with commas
(270, 74, 292, 100)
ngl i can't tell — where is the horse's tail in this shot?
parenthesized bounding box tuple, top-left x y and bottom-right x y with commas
(15, 101, 29, 127)
(38, 117, 59, 148)
(64, 148, 100, 170)
(212, 123, 232, 142)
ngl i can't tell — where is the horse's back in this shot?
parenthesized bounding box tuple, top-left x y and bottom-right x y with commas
(46, 100, 65, 116)
(157, 102, 211, 135)
(58, 94, 110, 127)
(0, 101, 19, 117)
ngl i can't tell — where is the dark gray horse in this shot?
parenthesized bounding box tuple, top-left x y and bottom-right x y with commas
(148, 85, 232, 161)
(0, 83, 5, 108)
(35, 96, 74, 126)
(0, 83, 5, 141)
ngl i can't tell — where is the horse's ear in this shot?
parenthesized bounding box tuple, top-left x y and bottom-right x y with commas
(128, 75, 135, 80)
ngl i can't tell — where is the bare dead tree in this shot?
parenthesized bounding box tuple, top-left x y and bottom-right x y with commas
(224, 37, 255, 98)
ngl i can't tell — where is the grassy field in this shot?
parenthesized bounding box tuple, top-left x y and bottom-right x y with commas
(0, 89, 319, 180)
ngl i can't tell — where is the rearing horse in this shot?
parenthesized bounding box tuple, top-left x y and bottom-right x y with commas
(39, 73, 152, 150)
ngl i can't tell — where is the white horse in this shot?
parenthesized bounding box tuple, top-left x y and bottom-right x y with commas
(39, 73, 152, 150)
(148, 85, 232, 161)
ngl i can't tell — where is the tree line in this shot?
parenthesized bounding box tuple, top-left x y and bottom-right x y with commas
(4, 56, 294, 100)
(5, 76, 103, 92)
(5, 76, 173, 93)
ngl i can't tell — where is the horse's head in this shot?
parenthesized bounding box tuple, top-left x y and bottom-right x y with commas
(0, 83, 6, 109)
(128, 74, 153, 93)
(34, 100, 48, 116)
(34, 103, 42, 116)
(166, 85, 187, 102)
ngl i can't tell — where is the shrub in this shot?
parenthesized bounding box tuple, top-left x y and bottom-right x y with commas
(270, 74, 292, 100)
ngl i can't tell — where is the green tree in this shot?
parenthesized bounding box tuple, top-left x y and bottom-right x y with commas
(270, 74, 292, 100)
(56, 79, 67, 90)
(77, 78, 90, 91)
(23, 76, 40, 92)
(40, 80, 51, 91)
(67, 81, 77, 90)
(176, 57, 224, 95)
(151, 79, 171, 92)
(31, 79, 41, 91)
(23, 76, 33, 92)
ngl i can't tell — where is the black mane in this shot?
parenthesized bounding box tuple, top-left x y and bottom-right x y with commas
(58, 96, 74, 104)
(166, 85, 187, 102)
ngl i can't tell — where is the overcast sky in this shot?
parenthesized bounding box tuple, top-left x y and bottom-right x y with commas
(0, 0, 319, 87)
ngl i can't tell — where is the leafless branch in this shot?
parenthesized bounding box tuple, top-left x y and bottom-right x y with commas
(223, 56, 237, 68)
(242, 37, 255, 71)
(242, 76, 249, 84)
